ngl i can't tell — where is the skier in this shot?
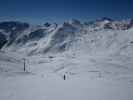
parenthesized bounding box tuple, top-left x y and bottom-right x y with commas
(63, 74, 66, 80)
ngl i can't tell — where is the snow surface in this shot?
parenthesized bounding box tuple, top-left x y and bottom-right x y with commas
(0, 50, 133, 100)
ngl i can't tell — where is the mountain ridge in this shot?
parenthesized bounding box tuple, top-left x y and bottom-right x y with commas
(0, 18, 133, 57)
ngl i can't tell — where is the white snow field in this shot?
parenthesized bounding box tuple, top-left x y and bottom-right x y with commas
(0, 51, 133, 100)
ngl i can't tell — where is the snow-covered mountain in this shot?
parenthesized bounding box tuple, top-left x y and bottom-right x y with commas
(0, 18, 133, 57)
(1, 18, 133, 100)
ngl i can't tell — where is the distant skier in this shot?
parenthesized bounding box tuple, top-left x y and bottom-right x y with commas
(63, 74, 66, 80)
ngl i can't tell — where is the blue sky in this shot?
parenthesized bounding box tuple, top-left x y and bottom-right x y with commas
(0, 0, 133, 24)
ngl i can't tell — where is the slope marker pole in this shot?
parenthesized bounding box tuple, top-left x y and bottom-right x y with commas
(23, 58, 26, 72)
